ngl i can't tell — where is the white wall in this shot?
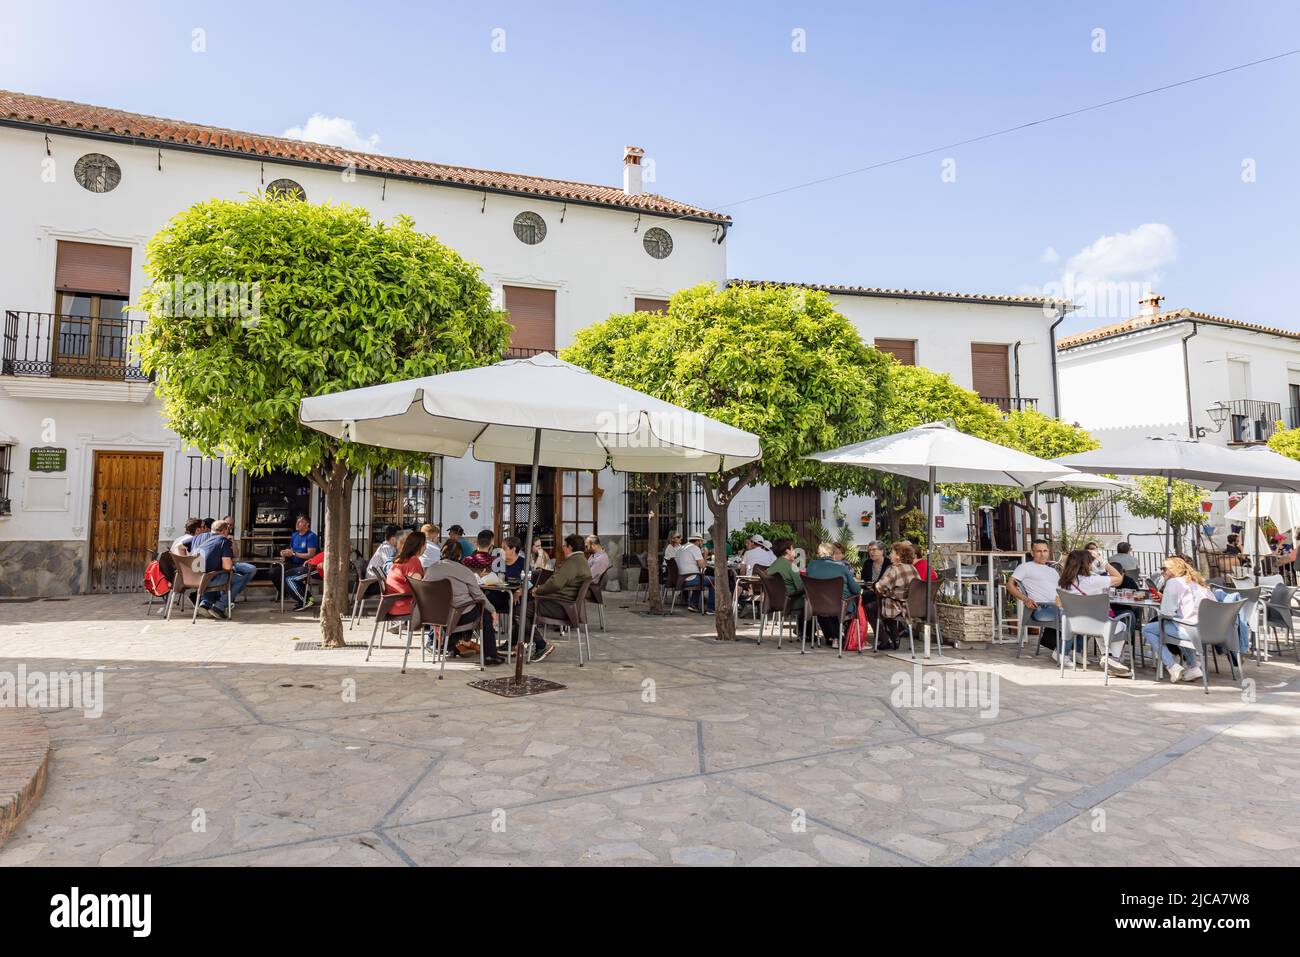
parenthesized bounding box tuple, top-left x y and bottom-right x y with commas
(0, 125, 724, 579)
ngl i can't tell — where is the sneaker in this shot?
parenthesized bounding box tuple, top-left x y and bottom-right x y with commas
(1050, 650, 1061, 664)
(198, 604, 217, 620)
(533, 643, 556, 662)
(1106, 656, 1131, 675)
(1166, 662, 1184, 684)
(1181, 666, 1205, 683)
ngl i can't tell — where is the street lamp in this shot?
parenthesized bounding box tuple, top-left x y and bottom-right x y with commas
(1197, 401, 1230, 438)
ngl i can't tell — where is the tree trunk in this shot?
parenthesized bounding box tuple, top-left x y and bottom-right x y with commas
(700, 476, 737, 642)
(318, 460, 352, 649)
(646, 476, 664, 614)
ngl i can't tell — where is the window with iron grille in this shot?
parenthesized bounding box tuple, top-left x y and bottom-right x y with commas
(368, 457, 443, 547)
(182, 455, 237, 525)
(1090, 492, 1122, 536)
(625, 473, 689, 558)
(0, 443, 11, 516)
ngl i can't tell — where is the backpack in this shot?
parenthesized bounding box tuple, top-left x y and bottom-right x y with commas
(144, 559, 172, 597)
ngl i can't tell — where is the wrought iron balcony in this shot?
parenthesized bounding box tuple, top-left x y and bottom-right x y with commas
(2, 310, 149, 382)
(982, 396, 1038, 413)
(1225, 398, 1282, 445)
(503, 345, 552, 359)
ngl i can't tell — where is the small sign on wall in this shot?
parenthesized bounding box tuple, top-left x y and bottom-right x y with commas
(468, 489, 481, 508)
(29, 447, 67, 472)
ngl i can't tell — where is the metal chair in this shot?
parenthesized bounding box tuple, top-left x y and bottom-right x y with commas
(1154, 599, 1247, 694)
(1261, 584, 1298, 661)
(350, 574, 384, 629)
(633, 554, 650, 603)
(588, 567, 609, 630)
(665, 561, 707, 614)
(146, 552, 176, 617)
(530, 578, 593, 665)
(1015, 602, 1059, 659)
(1056, 589, 1131, 684)
(901, 578, 944, 659)
(166, 550, 232, 623)
(366, 590, 417, 667)
(410, 577, 485, 678)
(755, 571, 796, 648)
(802, 575, 856, 658)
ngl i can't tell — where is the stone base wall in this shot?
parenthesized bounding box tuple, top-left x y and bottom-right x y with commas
(0, 541, 85, 599)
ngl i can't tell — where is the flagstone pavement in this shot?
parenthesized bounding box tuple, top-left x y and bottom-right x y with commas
(1, 591, 1298, 867)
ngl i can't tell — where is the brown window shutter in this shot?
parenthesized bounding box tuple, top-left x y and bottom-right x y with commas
(874, 338, 916, 366)
(503, 285, 556, 351)
(55, 241, 133, 295)
(633, 297, 669, 314)
(970, 343, 1011, 399)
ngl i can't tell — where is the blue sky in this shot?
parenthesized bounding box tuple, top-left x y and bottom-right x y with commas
(2, 0, 1297, 334)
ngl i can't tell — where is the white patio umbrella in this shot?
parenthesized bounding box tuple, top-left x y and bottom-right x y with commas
(807, 421, 1082, 662)
(299, 352, 762, 676)
(1056, 438, 1300, 560)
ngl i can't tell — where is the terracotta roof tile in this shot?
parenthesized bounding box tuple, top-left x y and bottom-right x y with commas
(0, 90, 729, 224)
(1058, 308, 1300, 349)
(728, 279, 1073, 309)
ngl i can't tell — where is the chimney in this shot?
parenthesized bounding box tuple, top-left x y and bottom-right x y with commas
(623, 146, 645, 196)
(1138, 292, 1165, 316)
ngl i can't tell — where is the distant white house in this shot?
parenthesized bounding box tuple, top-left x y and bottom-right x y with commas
(1058, 293, 1300, 556)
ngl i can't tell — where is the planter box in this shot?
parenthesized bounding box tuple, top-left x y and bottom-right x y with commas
(936, 602, 994, 647)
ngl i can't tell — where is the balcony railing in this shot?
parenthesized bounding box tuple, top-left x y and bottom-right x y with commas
(503, 346, 552, 359)
(1225, 398, 1282, 445)
(982, 396, 1038, 413)
(2, 310, 149, 382)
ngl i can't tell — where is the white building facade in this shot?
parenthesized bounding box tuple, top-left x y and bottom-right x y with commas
(1058, 294, 1300, 557)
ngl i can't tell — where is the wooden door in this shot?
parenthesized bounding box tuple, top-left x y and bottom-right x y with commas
(769, 484, 821, 550)
(90, 451, 163, 592)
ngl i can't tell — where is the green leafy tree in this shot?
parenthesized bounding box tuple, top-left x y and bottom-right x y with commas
(137, 195, 510, 646)
(564, 282, 893, 640)
(1121, 476, 1205, 555)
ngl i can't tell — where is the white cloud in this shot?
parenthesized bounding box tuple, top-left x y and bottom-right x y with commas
(282, 114, 382, 153)
(1061, 222, 1176, 285)
(1040, 245, 1060, 265)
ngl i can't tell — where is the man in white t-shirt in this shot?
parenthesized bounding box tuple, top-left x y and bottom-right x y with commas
(742, 536, 777, 570)
(674, 533, 714, 612)
(1009, 540, 1062, 644)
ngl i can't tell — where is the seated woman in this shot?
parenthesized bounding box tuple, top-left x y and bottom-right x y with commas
(860, 540, 890, 637)
(805, 542, 863, 645)
(874, 541, 919, 650)
(383, 531, 427, 620)
(1055, 548, 1129, 673)
(1141, 556, 1214, 684)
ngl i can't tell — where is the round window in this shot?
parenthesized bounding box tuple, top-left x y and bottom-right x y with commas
(513, 211, 547, 245)
(643, 226, 673, 260)
(74, 153, 122, 193)
(266, 178, 306, 201)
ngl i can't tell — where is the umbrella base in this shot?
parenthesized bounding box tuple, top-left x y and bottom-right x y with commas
(884, 651, 970, 667)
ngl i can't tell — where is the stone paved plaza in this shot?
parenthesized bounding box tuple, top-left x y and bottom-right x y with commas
(1, 591, 1298, 867)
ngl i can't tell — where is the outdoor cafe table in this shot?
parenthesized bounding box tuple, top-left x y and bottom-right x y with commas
(1107, 594, 1162, 669)
(482, 580, 524, 664)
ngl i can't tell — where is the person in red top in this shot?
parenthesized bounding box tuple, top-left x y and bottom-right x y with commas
(463, 529, 496, 576)
(384, 531, 427, 618)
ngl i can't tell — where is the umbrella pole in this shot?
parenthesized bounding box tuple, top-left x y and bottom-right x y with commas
(1255, 485, 1261, 586)
(514, 428, 542, 685)
(1164, 475, 1173, 556)
(924, 466, 935, 660)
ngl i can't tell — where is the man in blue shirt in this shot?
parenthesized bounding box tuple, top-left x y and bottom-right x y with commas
(192, 519, 255, 619)
(269, 514, 319, 609)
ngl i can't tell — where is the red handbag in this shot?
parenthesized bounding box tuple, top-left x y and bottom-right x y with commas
(844, 600, 871, 651)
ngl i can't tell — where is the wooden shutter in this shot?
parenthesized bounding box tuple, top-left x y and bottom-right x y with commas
(874, 338, 916, 366)
(970, 343, 1010, 399)
(55, 241, 132, 295)
(503, 285, 556, 351)
(634, 297, 669, 314)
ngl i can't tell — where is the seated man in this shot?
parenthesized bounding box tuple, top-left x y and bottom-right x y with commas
(191, 519, 255, 619)
(463, 529, 497, 576)
(805, 542, 862, 645)
(424, 555, 503, 665)
(1008, 538, 1062, 649)
(741, 535, 777, 571)
(1109, 540, 1140, 577)
(675, 533, 715, 612)
(271, 514, 319, 607)
(526, 533, 592, 661)
(366, 525, 401, 581)
(171, 517, 204, 556)
(585, 535, 610, 583)
(767, 537, 806, 625)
